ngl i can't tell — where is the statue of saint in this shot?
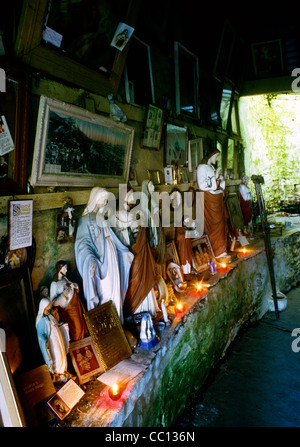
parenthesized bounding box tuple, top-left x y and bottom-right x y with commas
(36, 297, 69, 383)
(75, 187, 133, 324)
(197, 148, 229, 260)
(50, 261, 88, 341)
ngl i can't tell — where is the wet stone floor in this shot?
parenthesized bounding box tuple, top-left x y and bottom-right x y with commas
(174, 286, 300, 428)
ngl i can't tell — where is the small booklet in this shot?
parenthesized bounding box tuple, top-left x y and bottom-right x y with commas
(46, 379, 85, 422)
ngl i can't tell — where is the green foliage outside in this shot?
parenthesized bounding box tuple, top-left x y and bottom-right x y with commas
(238, 93, 300, 213)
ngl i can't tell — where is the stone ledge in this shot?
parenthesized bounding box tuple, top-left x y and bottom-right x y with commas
(64, 228, 300, 427)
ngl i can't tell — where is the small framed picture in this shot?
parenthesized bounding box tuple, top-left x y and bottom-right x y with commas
(179, 167, 190, 184)
(142, 105, 164, 150)
(147, 169, 162, 185)
(164, 166, 174, 185)
(166, 240, 180, 265)
(251, 39, 283, 78)
(191, 235, 214, 273)
(69, 336, 104, 384)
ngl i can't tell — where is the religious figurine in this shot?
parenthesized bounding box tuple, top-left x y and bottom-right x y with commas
(197, 148, 230, 261)
(74, 187, 133, 325)
(50, 261, 88, 341)
(239, 175, 253, 237)
(115, 188, 160, 319)
(166, 262, 187, 293)
(175, 216, 193, 275)
(36, 297, 70, 383)
(107, 93, 127, 122)
(141, 179, 166, 264)
(139, 312, 160, 350)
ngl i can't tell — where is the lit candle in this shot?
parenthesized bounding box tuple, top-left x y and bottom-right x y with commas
(109, 383, 121, 400)
(176, 302, 183, 312)
(196, 282, 202, 292)
(242, 248, 246, 254)
(221, 262, 227, 269)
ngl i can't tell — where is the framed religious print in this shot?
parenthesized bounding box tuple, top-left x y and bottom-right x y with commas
(191, 235, 214, 273)
(251, 39, 283, 78)
(147, 169, 163, 185)
(69, 337, 104, 384)
(166, 240, 180, 265)
(31, 96, 134, 188)
(226, 192, 244, 232)
(179, 167, 190, 184)
(142, 105, 164, 150)
(165, 124, 188, 166)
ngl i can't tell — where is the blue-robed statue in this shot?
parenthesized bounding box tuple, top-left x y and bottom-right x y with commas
(75, 187, 134, 325)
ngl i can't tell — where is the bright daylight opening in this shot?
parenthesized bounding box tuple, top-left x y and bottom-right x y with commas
(238, 93, 300, 213)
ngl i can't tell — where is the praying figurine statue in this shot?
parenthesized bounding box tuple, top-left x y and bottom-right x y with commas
(36, 295, 70, 383)
(139, 313, 159, 350)
(50, 261, 88, 341)
(197, 148, 230, 262)
(75, 187, 133, 325)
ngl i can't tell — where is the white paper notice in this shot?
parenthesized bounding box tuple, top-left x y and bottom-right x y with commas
(58, 379, 85, 409)
(43, 26, 63, 48)
(0, 115, 14, 156)
(98, 359, 146, 387)
(9, 200, 33, 250)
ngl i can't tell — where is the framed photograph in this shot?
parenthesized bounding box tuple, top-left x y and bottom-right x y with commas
(69, 336, 104, 384)
(251, 39, 283, 78)
(165, 123, 188, 166)
(142, 105, 164, 150)
(191, 235, 214, 273)
(166, 240, 180, 265)
(179, 167, 190, 184)
(147, 169, 163, 185)
(31, 96, 134, 188)
(164, 166, 174, 185)
(226, 192, 244, 231)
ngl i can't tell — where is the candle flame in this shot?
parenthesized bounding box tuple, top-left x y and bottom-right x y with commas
(221, 263, 226, 268)
(176, 302, 183, 311)
(111, 383, 119, 394)
(196, 282, 202, 291)
(242, 248, 246, 254)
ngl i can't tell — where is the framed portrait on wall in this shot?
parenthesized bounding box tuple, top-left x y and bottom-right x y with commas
(165, 124, 188, 167)
(142, 105, 164, 150)
(251, 39, 283, 78)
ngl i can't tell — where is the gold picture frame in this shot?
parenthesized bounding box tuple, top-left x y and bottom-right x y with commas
(84, 301, 132, 371)
(147, 169, 163, 185)
(191, 235, 214, 273)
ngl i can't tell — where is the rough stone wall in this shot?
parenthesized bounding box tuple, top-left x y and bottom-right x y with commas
(109, 230, 300, 427)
